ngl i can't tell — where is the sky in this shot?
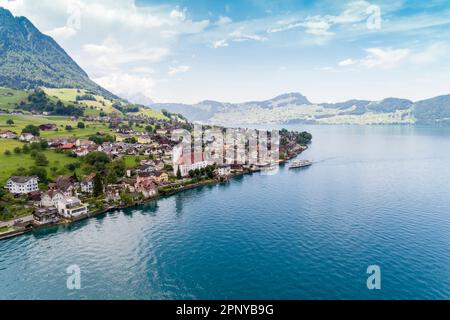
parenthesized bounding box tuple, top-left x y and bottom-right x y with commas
(1, 0, 450, 104)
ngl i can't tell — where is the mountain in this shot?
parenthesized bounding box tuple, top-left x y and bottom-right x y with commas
(414, 95, 450, 125)
(0, 7, 115, 99)
(151, 93, 450, 126)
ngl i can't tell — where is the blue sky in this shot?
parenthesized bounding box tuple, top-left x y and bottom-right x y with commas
(1, 0, 450, 104)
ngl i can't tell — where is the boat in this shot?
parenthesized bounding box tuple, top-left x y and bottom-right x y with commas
(289, 160, 313, 169)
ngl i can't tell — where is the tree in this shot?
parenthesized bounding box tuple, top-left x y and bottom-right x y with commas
(13, 147, 22, 154)
(39, 140, 49, 149)
(77, 122, 85, 129)
(176, 167, 182, 179)
(35, 153, 49, 166)
(65, 125, 73, 131)
(106, 169, 118, 184)
(22, 144, 30, 153)
(145, 125, 153, 133)
(4, 150, 11, 156)
(84, 151, 110, 172)
(6, 119, 14, 126)
(22, 125, 40, 136)
(28, 166, 48, 183)
(93, 174, 104, 197)
(188, 170, 195, 178)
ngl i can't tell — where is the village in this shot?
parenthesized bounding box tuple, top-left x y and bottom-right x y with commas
(0, 114, 310, 240)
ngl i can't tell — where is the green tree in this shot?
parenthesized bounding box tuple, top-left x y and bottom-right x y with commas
(22, 124, 40, 136)
(6, 119, 14, 126)
(65, 125, 73, 131)
(13, 147, 22, 154)
(28, 166, 48, 183)
(77, 122, 85, 129)
(93, 174, 104, 197)
(84, 151, 111, 172)
(22, 144, 30, 153)
(176, 167, 182, 179)
(4, 150, 11, 156)
(106, 169, 118, 184)
(35, 153, 49, 166)
(30, 150, 38, 158)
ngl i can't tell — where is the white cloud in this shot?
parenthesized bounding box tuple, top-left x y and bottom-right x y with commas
(212, 39, 229, 48)
(94, 73, 155, 102)
(361, 48, 410, 68)
(267, 0, 373, 36)
(339, 47, 410, 69)
(168, 65, 192, 76)
(82, 38, 169, 71)
(339, 43, 449, 70)
(410, 42, 450, 64)
(46, 25, 78, 40)
(216, 16, 232, 26)
(338, 58, 357, 67)
(169, 8, 186, 21)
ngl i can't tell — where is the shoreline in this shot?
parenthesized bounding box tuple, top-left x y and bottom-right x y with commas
(0, 147, 307, 241)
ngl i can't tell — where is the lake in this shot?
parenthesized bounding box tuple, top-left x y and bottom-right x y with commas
(1, 125, 450, 299)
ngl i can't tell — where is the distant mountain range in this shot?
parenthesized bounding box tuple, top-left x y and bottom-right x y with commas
(2, 6, 449, 126)
(152, 92, 450, 126)
(0, 7, 116, 99)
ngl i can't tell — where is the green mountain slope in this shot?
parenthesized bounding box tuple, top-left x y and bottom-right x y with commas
(0, 7, 115, 99)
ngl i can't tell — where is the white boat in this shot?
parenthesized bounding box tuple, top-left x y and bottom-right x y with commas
(289, 160, 313, 169)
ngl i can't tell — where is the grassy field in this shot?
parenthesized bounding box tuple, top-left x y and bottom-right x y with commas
(0, 87, 29, 111)
(129, 108, 168, 120)
(0, 114, 115, 139)
(43, 88, 122, 115)
(0, 138, 83, 185)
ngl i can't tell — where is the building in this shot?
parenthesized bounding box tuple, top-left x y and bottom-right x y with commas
(56, 196, 88, 218)
(137, 135, 152, 144)
(75, 139, 94, 148)
(152, 171, 169, 184)
(217, 165, 232, 177)
(19, 133, 35, 142)
(173, 146, 210, 177)
(74, 147, 89, 157)
(41, 190, 65, 207)
(0, 130, 17, 139)
(81, 173, 96, 193)
(38, 124, 56, 131)
(135, 176, 157, 199)
(33, 207, 59, 225)
(55, 176, 77, 196)
(5, 176, 39, 194)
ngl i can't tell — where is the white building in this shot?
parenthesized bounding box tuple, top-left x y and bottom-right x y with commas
(80, 173, 96, 193)
(6, 176, 39, 194)
(41, 190, 65, 207)
(19, 133, 35, 142)
(173, 146, 210, 177)
(56, 196, 88, 218)
(217, 165, 232, 176)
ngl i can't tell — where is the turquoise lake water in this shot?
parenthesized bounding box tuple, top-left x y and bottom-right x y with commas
(1, 125, 450, 299)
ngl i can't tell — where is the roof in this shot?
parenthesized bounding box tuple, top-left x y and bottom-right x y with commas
(56, 176, 75, 191)
(59, 196, 82, 205)
(83, 173, 96, 182)
(62, 143, 75, 149)
(8, 176, 38, 184)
